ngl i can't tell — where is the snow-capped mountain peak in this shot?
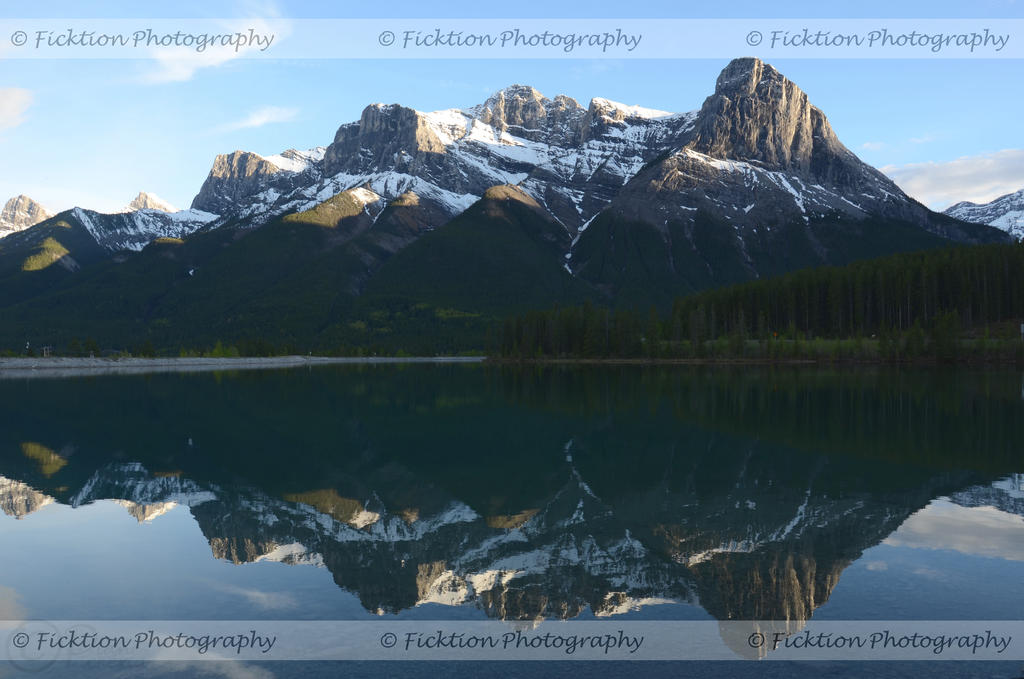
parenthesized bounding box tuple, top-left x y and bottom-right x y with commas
(588, 97, 673, 121)
(945, 187, 1024, 240)
(123, 191, 176, 213)
(263, 146, 327, 174)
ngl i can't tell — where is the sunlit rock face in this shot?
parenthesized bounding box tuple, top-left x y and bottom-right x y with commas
(0, 475, 54, 519)
(0, 195, 52, 237)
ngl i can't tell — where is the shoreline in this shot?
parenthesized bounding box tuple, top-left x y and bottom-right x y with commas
(0, 356, 485, 379)
(485, 356, 1024, 366)
(2, 354, 1018, 378)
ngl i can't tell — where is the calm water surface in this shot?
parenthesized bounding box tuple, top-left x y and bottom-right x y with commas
(0, 365, 1022, 678)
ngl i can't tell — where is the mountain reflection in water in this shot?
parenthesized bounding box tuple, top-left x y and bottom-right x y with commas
(0, 365, 1020, 625)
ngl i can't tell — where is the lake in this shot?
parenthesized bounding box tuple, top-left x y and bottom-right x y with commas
(1, 364, 1022, 678)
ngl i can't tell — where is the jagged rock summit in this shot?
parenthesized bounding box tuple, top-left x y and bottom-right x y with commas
(0, 195, 52, 236)
(596, 57, 987, 242)
(123, 191, 176, 213)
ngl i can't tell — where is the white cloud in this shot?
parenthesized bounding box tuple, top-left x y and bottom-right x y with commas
(860, 141, 886, 151)
(215, 583, 299, 610)
(884, 499, 1024, 562)
(0, 88, 33, 130)
(143, 48, 245, 85)
(908, 135, 935, 144)
(219, 106, 299, 132)
(882, 148, 1024, 210)
(140, 9, 290, 84)
(139, 660, 276, 679)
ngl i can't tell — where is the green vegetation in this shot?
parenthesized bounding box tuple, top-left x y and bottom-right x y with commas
(0, 202, 1017, 360)
(20, 441, 67, 477)
(282, 190, 368, 228)
(21, 237, 71, 272)
(500, 242, 1024, 363)
(570, 210, 961, 308)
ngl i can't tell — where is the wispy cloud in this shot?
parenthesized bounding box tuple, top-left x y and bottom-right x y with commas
(884, 499, 1024, 562)
(137, 660, 276, 679)
(0, 88, 33, 130)
(908, 135, 935, 144)
(140, 3, 290, 84)
(860, 141, 886, 151)
(882, 148, 1024, 210)
(214, 583, 299, 610)
(143, 48, 246, 85)
(219, 106, 299, 132)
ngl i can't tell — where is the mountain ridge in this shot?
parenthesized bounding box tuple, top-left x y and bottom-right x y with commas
(0, 57, 1012, 351)
(945, 187, 1024, 240)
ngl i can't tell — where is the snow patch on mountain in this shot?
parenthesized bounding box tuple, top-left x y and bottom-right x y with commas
(945, 188, 1024, 240)
(590, 97, 674, 120)
(123, 192, 176, 213)
(69, 462, 217, 510)
(288, 171, 479, 218)
(264, 147, 327, 173)
(72, 206, 218, 252)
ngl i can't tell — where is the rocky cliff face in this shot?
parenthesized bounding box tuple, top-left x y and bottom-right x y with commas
(325, 103, 447, 172)
(690, 58, 847, 176)
(604, 58, 967, 233)
(0, 195, 52, 237)
(191, 150, 301, 216)
(945, 187, 1024, 240)
(0, 475, 54, 518)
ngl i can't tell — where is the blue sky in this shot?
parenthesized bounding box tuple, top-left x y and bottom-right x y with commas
(0, 0, 1022, 213)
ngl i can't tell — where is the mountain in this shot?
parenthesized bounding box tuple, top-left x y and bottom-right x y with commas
(187, 89, 695, 233)
(568, 58, 1005, 303)
(0, 475, 54, 518)
(123, 191, 176, 213)
(0, 58, 1011, 352)
(66, 206, 218, 252)
(0, 195, 52, 237)
(945, 187, 1024, 240)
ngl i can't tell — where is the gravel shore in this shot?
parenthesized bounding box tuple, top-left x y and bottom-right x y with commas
(0, 356, 485, 379)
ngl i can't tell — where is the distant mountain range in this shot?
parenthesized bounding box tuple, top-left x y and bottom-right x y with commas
(945, 187, 1024, 241)
(0, 57, 1012, 351)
